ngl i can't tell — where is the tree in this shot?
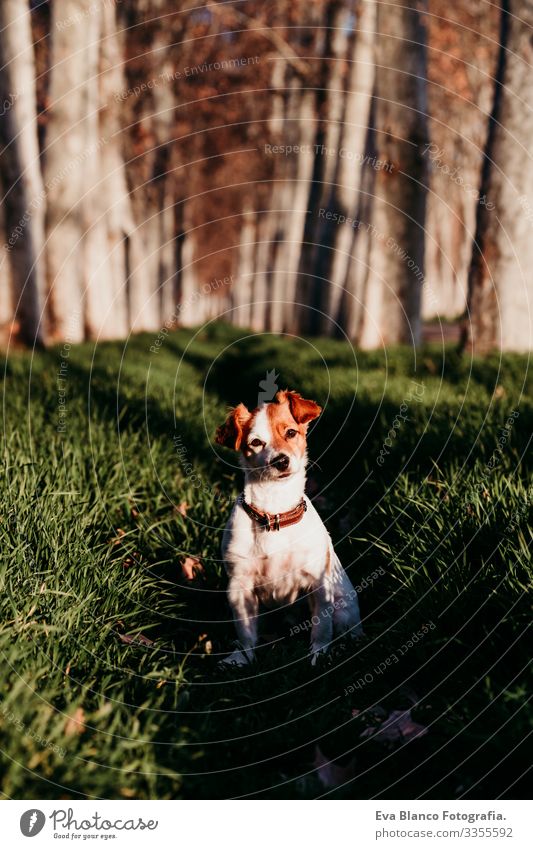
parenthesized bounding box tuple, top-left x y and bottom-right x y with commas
(83, 2, 131, 340)
(0, 0, 46, 346)
(465, 0, 533, 352)
(351, 0, 430, 348)
(313, 0, 377, 336)
(45, 0, 134, 342)
(295, 0, 362, 335)
(44, 0, 100, 342)
(423, 0, 499, 322)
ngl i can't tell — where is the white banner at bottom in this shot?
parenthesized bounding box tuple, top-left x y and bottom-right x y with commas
(2, 800, 531, 848)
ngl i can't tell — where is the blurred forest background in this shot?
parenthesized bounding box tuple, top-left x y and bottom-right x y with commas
(1, 0, 532, 352)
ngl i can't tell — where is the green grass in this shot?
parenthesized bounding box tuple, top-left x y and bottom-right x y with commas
(0, 323, 531, 799)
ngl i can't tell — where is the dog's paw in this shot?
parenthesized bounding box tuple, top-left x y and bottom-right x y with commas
(219, 648, 253, 668)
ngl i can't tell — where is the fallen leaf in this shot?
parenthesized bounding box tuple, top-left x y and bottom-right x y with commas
(110, 528, 126, 546)
(122, 552, 141, 569)
(64, 707, 86, 737)
(360, 709, 428, 745)
(313, 746, 357, 788)
(181, 556, 204, 581)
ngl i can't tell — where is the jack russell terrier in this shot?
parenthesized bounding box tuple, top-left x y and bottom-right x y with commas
(215, 389, 362, 666)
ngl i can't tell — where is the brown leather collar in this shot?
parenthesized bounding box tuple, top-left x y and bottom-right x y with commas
(238, 493, 307, 532)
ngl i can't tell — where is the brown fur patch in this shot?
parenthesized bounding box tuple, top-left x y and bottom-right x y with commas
(216, 389, 321, 455)
(276, 390, 322, 424)
(215, 403, 252, 450)
(266, 393, 307, 456)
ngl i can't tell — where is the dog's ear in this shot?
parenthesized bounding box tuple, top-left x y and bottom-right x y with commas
(215, 403, 251, 450)
(284, 391, 322, 425)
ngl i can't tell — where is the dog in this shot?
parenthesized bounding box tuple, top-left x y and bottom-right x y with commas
(215, 389, 362, 666)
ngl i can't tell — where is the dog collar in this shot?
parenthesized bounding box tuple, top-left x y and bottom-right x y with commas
(238, 493, 307, 532)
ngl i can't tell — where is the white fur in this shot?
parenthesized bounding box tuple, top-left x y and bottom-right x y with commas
(220, 411, 362, 667)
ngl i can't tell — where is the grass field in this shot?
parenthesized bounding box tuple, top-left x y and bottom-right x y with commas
(0, 323, 531, 799)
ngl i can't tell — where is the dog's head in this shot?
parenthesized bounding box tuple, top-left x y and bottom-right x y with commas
(215, 390, 321, 480)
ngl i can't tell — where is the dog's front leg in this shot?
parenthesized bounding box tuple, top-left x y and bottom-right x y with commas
(223, 576, 258, 666)
(309, 584, 333, 666)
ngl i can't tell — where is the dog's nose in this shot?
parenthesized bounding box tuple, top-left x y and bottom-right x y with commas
(272, 453, 290, 472)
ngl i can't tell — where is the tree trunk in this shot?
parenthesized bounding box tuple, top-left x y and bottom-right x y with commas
(233, 207, 255, 327)
(295, 0, 354, 334)
(465, 0, 533, 352)
(269, 80, 315, 333)
(317, 0, 377, 335)
(83, 2, 129, 340)
(45, 0, 98, 342)
(0, 0, 46, 346)
(356, 0, 429, 347)
(176, 222, 198, 327)
(124, 25, 177, 334)
(251, 211, 273, 331)
(0, 177, 14, 341)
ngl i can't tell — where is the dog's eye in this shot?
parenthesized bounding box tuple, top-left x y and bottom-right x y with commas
(286, 429, 297, 439)
(250, 438, 263, 448)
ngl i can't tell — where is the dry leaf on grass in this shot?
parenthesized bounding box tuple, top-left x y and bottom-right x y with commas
(175, 501, 190, 517)
(313, 746, 357, 789)
(120, 787, 136, 798)
(360, 709, 428, 745)
(64, 707, 86, 737)
(181, 556, 204, 581)
(122, 551, 141, 569)
(110, 528, 126, 546)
